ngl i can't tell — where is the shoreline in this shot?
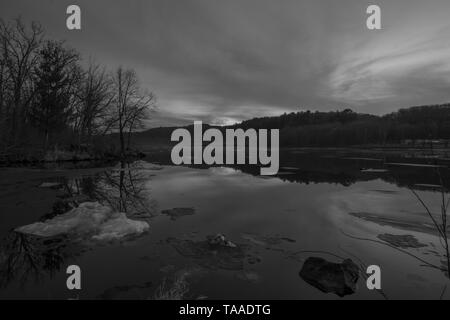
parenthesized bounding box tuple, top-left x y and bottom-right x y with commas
(0, 150, 146, 168)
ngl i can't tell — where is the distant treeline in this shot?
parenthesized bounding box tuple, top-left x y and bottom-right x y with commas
(139, 104, 450, 148)
(237, 106, 450, 146)
(0, 18, 155, 159)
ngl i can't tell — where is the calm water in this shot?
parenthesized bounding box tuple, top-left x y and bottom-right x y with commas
(0, 149, 449, 299)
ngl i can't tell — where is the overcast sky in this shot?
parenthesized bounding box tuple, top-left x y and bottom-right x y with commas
(2, 0, 450, 127)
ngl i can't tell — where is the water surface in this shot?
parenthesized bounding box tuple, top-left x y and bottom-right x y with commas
(0, 149, 449, 299)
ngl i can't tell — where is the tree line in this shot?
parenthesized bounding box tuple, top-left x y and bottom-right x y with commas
(236, 105, 450, 147)
(138, 105, 450, 148)
(0, 18, 155, 158)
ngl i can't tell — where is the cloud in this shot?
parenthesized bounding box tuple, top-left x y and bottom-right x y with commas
(2, 0, 450, 125)
(327, 23, 450, 111)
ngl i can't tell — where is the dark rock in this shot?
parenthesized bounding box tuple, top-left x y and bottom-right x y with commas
(207, 233, 237, 248)
(299, 257, 360, 297)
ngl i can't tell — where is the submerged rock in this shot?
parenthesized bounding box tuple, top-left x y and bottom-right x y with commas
(299, 257, 360, 297)
(15, 202, 149, 241)
(167, 236, 246, 270)
(241, 233, 296, 247)
(235, 271, 260, 283)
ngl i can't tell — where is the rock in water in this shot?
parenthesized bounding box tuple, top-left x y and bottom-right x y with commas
(207, 233, 237, 248)
(299, 257, 359, 297)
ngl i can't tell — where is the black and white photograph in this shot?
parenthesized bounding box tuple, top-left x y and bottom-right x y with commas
(1, 0, 450, 305)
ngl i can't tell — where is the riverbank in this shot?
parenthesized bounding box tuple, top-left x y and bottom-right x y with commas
(0, 147, 146, 167)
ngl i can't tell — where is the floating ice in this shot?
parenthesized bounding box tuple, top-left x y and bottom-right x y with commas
(15, 202, 149, 241)
(360, 168, 388, 173)
(385, 163, 446, 168)
(39, 182, 62, 188)
(92, 214, 149, 241)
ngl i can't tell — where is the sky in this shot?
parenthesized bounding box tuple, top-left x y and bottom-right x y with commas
(1, 0, 450, 127)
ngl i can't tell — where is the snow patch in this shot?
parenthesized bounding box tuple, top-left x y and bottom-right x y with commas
(15, 202, 149, 241)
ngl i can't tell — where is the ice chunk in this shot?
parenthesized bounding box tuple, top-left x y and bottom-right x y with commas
(92, 212, 149, 241)
(361, 168, 388, 173)
(15, 202, 149, 241)
(39, 182, 62, 188)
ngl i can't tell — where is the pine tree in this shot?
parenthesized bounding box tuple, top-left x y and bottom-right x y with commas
(30, 40, 80, 150)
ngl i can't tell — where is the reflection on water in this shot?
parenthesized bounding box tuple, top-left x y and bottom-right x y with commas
(62, 161, 156, 218)
(0, 161, 155, 294)
(0, 149, 449, 299)
(0, 232, 83, 289)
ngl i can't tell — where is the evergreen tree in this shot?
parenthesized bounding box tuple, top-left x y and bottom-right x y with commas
(30, 40, 80, 150)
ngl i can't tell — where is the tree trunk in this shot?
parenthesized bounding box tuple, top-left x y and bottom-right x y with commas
(119, 125, 125, 158)
(127, 119, 134, 150)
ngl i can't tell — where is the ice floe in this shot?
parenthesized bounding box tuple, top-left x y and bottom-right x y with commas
(15, 202, 149, 241)
(39, 182, 62, 188)
(360, 168, 388, 173)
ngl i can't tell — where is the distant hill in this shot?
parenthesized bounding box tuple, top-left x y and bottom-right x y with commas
(133, 103, 450, 148)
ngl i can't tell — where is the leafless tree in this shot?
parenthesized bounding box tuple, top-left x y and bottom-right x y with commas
(0, 18, 44, 147)
(107, 67, 156, 156)
(74, 61, 113, 143)
(0, 18, 157, 158)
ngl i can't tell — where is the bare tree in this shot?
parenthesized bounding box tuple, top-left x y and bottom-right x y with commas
(0, 18, 43, 147)
(74, 61, 113, 144)
(108, 67, 155, 156)
(126, 90, 155, 150)
(0, 18, 157, 159)
(0, 32, 10, 147)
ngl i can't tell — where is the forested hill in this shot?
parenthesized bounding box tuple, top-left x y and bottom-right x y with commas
(136, 103, 450, 147)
